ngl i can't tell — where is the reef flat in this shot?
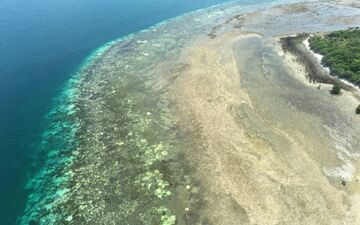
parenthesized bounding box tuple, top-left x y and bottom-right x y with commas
(21, 0, 360, 224)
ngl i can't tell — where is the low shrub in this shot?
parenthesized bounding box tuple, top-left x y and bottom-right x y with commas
(330, 84, 341, 95)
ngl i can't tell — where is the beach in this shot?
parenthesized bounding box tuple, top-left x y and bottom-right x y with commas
(21, 0, 360, 224)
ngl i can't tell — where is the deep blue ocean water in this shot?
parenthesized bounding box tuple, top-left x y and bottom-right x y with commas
(0, 0, 275, 224)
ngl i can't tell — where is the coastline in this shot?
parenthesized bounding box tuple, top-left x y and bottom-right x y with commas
(278, 33, 360, 103)
(19, 0, 360, 224)
(303, 36, 360, 92)
(274, 36, 360, 112)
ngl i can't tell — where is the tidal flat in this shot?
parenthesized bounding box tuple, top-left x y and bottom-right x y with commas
(21, 0, 360, 224)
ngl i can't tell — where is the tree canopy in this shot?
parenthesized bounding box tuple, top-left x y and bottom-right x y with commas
(309, 29, 360, 86)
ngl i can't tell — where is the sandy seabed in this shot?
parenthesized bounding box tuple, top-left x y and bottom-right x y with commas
(164, 1, 360, 224)
(170, 31, 360, 225)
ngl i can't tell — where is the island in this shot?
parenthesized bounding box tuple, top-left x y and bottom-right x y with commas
(309, 29, 360, 86)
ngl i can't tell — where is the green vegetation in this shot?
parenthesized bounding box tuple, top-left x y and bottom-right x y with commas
(330, 84, 341, 95)
(356, 104, 360, 114)
(309, 28, 360, 86)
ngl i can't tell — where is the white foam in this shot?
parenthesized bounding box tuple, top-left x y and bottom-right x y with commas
(324, 161, 354, 182)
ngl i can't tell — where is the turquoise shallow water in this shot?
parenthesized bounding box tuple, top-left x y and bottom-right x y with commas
(1, 1, 240, 224)
(20, 43, 116, 224)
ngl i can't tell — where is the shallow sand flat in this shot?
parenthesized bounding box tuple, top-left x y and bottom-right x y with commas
(168, 30, 360, 224)
(166, 1, 360, 224)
